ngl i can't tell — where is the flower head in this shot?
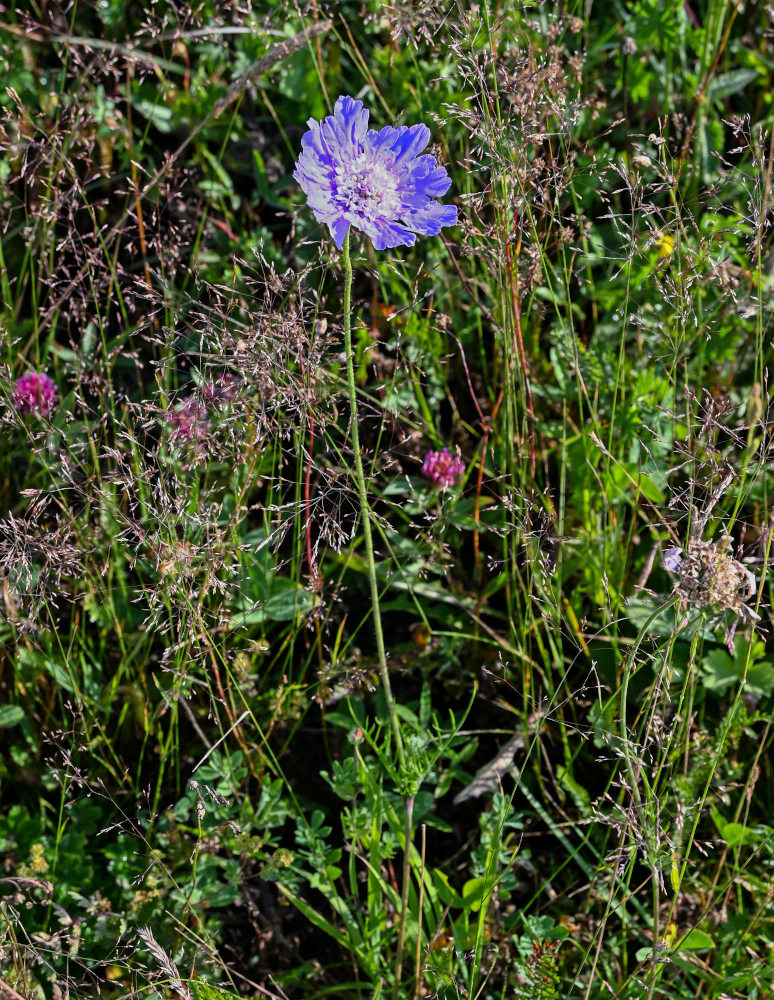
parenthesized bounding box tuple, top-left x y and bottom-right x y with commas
(12, 371, 58, 417)
(168, 397, 210, 443)
(663, 548, 684, 573)
(203, 372, 240, 403)
(421, 448, 465, 488)
(294, 95, 457, 250)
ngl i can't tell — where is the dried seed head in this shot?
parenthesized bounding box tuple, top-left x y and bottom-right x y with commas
(669, 537, 759, 622)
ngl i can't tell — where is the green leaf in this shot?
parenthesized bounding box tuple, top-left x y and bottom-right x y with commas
(711, 812, 757, 848)
(231, 585, 315, 626)
(701, 649, 738, 691)
(678, 928, 714, 952)
(557, 765, 591, 818)
(748, 661, 774, 698)
(262, 586, 315, 622)
(522, 914, 569, 942)
(708, 69, 760, 102)
(461, 877, 489, 913)
(625, 597, 680, 640)
(701, 640, 774, 698)
(609, 463, 665, 503)
(199, 145, 237, 204)
(431, 868, 455, 906)
(44, 659, 74, 693)
(134, 99, 174, 132)
(276, 882, 349, 949)
(419, 680, 432, 729)
(0, 705, 24, 728)
(670, 855, 680, 894)
(720, 822, 746, 848)
(589, 698, 617, 749)
(189, 983, 242, 1000)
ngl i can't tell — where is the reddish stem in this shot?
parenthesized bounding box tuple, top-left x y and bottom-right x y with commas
(304, 413, 317, 581)
(504, 225, 536, 476)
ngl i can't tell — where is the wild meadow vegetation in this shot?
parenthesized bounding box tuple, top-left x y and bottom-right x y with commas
(1, 1, 773, 997)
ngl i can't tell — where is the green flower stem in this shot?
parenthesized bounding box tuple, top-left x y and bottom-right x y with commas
(618, 596, 677, 998)
(341, 232, 405, 773)
(393, 792, 415, 1000)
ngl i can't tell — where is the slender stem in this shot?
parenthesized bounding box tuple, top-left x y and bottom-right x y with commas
(618, 598, 676, 998)
(393, 793, 415, 1000)
(412, 823, 427, 1000)
(341, 232, 405, 771)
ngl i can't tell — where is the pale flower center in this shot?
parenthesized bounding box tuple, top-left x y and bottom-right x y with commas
(335, 152, 401, 219)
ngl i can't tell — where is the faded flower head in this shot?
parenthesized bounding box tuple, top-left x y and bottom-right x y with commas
(422, 448, 465, 488)
(668, 538, 759, 623)
(294, 95, 457, 250)
(12, 371, 58, 417)
(168, 397, 210, 443)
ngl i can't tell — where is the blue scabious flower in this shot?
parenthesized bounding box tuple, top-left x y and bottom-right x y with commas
(294, 95, 457, 251)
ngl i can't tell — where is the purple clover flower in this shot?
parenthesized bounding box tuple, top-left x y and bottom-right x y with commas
(294, 95, 457, 250)
(168, 397, 210, 443)
(203, 372, 239, 403)
(422, 448, 465, 488)
(12, 371, 58, 417)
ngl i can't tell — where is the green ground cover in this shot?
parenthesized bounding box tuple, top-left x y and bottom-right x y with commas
(1, 1, 773, 997)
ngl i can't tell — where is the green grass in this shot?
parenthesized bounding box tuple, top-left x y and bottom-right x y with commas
(1, 1, 773, 998)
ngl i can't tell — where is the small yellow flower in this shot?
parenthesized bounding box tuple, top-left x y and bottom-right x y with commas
(18, 842, 49, 877)
(656, 232, 675, 259)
